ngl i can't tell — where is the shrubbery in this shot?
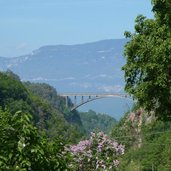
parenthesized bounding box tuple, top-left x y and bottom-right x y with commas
(67, 131, 124, 170)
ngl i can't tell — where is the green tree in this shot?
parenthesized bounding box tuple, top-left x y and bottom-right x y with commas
(123, 0, 171, 120)
(0, 110, 69, 170)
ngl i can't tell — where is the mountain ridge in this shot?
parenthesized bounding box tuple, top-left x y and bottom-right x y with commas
(0, 39, 126, 59)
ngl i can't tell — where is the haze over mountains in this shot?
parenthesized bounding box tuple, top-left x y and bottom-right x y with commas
(0, 39, 132, 119)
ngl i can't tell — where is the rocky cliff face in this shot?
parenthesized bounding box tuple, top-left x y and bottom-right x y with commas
(123, 108, 156, 148)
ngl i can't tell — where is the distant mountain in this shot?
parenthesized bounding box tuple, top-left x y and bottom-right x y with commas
(0, 39, 132, 119)
(0, 39, 127, 93)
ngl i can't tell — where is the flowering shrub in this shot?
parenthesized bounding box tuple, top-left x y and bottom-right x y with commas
(68, 131, 124, 170)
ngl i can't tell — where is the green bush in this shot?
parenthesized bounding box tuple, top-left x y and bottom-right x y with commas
(0, 110, 69, 171)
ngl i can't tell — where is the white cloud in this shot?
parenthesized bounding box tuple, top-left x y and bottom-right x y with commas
(98, 85, 124, 93)
(86, 74, 114, 80)
(58, 77, 75, 81)
(7, 64, 12, 68)
(16, 43, 28, 50)
(30, 76, 75, 82)
(69, 82, 92, 89)
(31, 77, 57, 81)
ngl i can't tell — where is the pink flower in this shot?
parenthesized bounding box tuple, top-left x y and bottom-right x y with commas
(113, 160, 120, 167)
(67, 132, 124, 170)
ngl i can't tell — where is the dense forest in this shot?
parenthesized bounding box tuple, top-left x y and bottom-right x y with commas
(79, 110, 117, 135)
(0, 0, 171, 170)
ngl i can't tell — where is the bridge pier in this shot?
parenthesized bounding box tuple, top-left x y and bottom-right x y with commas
(74, 96, 77, 105)
(65, 96, 68, 107)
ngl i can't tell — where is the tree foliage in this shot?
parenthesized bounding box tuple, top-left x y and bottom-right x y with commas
(0, 110, 69, 170)
(123, 0, 171, 120)
(79, 110, 117, 135)
(0, 72, 30, 109)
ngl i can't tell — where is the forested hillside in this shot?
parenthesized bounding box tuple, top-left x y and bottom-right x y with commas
(79, 110, 117, 135)
(0, 71, 85, 143)
(24, 81, 85, 141)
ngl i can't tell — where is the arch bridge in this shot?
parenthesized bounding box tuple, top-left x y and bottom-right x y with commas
(59, 93, 130, 111)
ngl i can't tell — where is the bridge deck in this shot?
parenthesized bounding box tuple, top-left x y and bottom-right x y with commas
(59, 93, 128, 97)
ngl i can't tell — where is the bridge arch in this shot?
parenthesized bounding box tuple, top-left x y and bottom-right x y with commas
(60, 93, 130, 111)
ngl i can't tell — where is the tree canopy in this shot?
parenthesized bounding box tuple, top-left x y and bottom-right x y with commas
(0, 110, 69, 170)
(123, 0, 171, 120)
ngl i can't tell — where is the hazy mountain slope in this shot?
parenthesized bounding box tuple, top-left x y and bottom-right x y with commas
(0, 39, 127, 93)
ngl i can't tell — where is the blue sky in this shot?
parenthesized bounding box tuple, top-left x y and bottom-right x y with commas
(0, 0, 153, 57)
